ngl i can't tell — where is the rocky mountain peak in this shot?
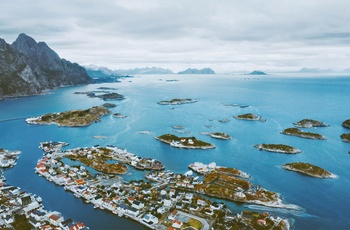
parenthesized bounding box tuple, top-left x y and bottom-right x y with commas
(0, 34, 92, 99)
(12, 33, 37, 52)
(0, 38, 8, 49)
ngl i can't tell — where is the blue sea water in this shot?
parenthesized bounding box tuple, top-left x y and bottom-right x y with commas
(1, 73, 350, 229)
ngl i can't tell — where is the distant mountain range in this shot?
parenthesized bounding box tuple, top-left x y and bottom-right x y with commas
(178, 68, 215, 74)
(85, 65, 174, 77)
(0, 33, 91, 99)
(298, 68, 335, 73)
(85, 66, 216, 76)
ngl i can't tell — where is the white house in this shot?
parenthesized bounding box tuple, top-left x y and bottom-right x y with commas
(172, 220, 183, 229)
(163, 199, 172, 207)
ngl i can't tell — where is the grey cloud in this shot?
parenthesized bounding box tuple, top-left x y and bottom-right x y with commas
(2, 0, 350, 72)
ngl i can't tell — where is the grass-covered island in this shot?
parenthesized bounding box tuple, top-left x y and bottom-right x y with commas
(75, 91, 124, 101)
(282, 162, 336, 178)
(194, 167, 298, 209)
(66, 147, 128, 174)
(234, 113, 266, 122)
(342, 119, 350, 129)
(255, 144, 301, 154)
(157, 98, 197, 105)
(293, 119, 328, 128)
(155, 134, 215, 149)
(209, 132, 232, 140)
(281, 127, 326, 140)
(26, 106, 111, 127)
(340, 133, 350, 142)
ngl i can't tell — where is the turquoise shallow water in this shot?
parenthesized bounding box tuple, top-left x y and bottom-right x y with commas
(1, 74, 350, 229)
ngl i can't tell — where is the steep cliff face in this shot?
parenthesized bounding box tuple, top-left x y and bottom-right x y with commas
(0, 33, 92, 99)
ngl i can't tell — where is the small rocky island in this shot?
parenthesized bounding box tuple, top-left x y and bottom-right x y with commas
(255, 144, 301, 154)
(293, 119, 328, 128)
(102, 103, 117, 108)
(26, 106, 111, 127)
(340, 133, 350, 142)
(342, 119, 350, 129)
(282, 162, 336, 178)
(157, 98, 197, 105)
(75, 91, 124, 101)
(209, 132, 232, 140)
(234, 113, 266, 122)
(281, 128, 326, 140)
(155, 134, 215, 149)
(113, 113, 127, 118)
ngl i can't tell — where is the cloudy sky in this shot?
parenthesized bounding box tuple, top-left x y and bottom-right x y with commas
(1, 0, 350, 73)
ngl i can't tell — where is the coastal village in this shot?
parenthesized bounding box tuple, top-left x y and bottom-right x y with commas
(31, 142, 290, 230)
(0, 148, 89, 230)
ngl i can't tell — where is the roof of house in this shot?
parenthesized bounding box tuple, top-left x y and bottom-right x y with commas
(49, 214, 61, 221)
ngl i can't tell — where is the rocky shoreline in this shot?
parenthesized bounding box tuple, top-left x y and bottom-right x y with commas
(157, 98, 197, 105)
(282, 162, 336, 178)
(234, 113, 266, 122)
(26, 106, 110, 127)
(155, 134, 215, 149)
(281, 128, 326, 140)
(342, 119, 350, 129)
(293, 119, 329, 128)
(340, 133, 350, 142)
(255, 144, 301, 154)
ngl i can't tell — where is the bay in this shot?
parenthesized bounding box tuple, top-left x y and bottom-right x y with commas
(0, 73, 350, 229)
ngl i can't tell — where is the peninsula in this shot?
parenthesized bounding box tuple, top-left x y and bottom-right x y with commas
(65, 147, 128, 175)
(340, 133, 350, 142)
(293, 119, 328, 128)
(26, 106, 111, 127)
(194, 168, 295, 209)
(189, 162, 250, 178)
(282, 162, 336, 178)
(155, 134, 215, 149)
(0, 174, 88, 229)
(281, 128, 326, 140)
(255, 144, 301, 154)
(234, 113, 266, 122)
(157, 98, 197, 105)
(342, 119, 350, 129)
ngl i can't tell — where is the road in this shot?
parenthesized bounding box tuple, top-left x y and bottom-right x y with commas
(178, 210, 210, 230)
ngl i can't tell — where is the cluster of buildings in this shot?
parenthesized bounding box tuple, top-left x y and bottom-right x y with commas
(188, 162, 217, 174)
(0, 175, 88, 229)
(0, 149, 21, 168)
(32, 142, 290, 230)
(61, 144, 165, 172)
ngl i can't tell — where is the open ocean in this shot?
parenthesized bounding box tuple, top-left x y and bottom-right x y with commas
(1, 73, 350, 229)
